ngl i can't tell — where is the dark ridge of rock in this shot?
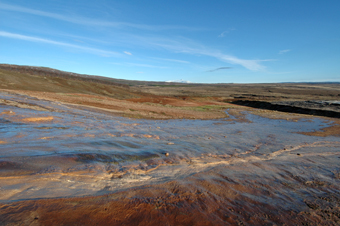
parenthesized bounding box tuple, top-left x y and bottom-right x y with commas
(232, 100, 340, 118)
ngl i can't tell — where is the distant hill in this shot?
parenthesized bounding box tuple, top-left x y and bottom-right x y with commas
(281, 81, 340, 84)
(1, 63, 339, 101)
(0, 64, 198, 87)
(0, 64, 131, 88)
(0, 64, 142, 99)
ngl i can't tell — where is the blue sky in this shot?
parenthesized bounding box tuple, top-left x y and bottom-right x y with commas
(0, 0, 339, 83)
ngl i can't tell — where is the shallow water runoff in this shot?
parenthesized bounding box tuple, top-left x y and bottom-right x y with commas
(1, 92, 340, 224)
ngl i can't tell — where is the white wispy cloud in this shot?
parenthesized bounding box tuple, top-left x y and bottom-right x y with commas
(218, 28, 236, 38)
(141, 37, 266, 71)
(84, 32, 269, 71)
(0, 3, 200, 31)
(127, 63, 167, 68)
(150, 57, 190, 64)
(0, 31, 122, 57)
(279, 49, 291, 54)
(111, 62, 167, 69)
(207, 67, 232, 72)
(124, 51, 132, 55)
(0, 2, 269, 72)
(216, 54, 265, 71)
(2, 29, 266, 71)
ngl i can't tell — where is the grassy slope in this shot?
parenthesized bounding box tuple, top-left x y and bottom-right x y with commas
(0, 68, 140, 99)
(1, 64, 339, 102)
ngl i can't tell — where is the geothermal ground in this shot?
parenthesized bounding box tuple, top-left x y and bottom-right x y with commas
(0, 64, 340, 225)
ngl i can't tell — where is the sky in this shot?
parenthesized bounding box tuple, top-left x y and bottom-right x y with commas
(0, 0, 339, 83)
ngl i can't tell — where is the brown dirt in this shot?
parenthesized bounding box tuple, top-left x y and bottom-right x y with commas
(0, 167, 336, 226)
(298, 120, 340, 137)
(0, 110, 15, 115)
(22, 116, 54, 122)
(1, 89, 230, 120)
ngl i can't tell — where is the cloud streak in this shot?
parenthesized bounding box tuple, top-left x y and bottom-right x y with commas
(218, 28, 235, 37)
(207, 67, 232, 72)
(0, 31, 122, 57)
(0, 3, 269, 72)
(279, 49, 291, 54)
(142, 37, 266, 71)
(111, 62, 167, 69)
(0, 3, 200, 31)
(150, 57, 190, 64)
(217, 55, 266, 71)
(1, 29, 267, 71)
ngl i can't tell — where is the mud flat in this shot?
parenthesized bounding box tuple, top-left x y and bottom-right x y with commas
(0, 92, 340, 225)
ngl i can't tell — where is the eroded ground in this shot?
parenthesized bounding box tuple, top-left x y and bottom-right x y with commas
(0, 91, 340, 225)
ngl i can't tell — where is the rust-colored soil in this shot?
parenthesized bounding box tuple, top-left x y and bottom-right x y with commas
(0, 168, 336, 226)
(299, 120, 340, 137)
(22, 116, 54, 122)
(2, 89, 231, 120)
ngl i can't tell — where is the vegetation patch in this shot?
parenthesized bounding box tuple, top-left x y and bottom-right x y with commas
(182, 105, 228, 112)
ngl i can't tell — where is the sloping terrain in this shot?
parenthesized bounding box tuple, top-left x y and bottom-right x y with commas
(1, 64, 340, 119)
(0, 64, 136, 99)
(0, 64, 232, 119)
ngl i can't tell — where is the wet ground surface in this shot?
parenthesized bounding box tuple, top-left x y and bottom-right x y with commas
(0, 92, 340, 225)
